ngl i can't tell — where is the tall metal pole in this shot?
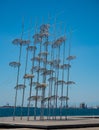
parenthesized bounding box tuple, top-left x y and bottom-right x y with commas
(34, 41, 42, 120)
(31, 47, 36, 120)
(55, 45, 60, 120)
(52, 18, 57, 120)
(27, 50, 36, 121)
(20, 44, 29, 120)
(13, 45, 22, 121)
(13, 19, 24, 121)
(41, 37, 48, 120)
(48, 44, 53, 120)
(65, 31, 72, 119)
(32, 21, 41, 120)
(20, 19, 32, 120)
(60, 40, 66, 120)
(27, 77, 33, 121)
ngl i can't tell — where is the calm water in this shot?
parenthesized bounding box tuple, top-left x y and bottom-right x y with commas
(0, 107, 99, 117)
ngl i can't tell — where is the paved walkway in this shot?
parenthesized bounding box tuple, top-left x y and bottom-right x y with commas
(0, 128, 99, 130)
(0, 116, 99, 129)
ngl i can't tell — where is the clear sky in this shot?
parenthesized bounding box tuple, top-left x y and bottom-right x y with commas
(0, 0, 99, 107)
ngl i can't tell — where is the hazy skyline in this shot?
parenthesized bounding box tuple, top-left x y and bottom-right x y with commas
(0, 0, 99, 107)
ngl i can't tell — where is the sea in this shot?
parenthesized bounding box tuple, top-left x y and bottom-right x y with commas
(0, 107, 99, 117)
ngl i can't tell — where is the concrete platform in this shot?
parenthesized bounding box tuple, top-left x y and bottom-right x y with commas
(0, 116, 99, 129)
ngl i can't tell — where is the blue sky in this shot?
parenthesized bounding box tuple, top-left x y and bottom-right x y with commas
(0, 0, 99, 107)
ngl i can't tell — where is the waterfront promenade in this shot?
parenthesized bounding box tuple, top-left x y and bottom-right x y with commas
(0, 116, 99, 129)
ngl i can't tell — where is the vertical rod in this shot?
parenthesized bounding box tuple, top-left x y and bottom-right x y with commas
(13, 44, 22, 120)
(65, 30, 72, 119)
(52, 17, 56, 120)
(41, 37, 48, 120)
(48, 44, 53, 120)
(20, 45, 29, 120)
(48, 80, 51, 119)
(32, 19, 38, 120)
(53, 72, 56, 120)
(13, 18, 24, 121)
(60, 41, 65, 119)
(34, 40, 42, 120)
(21, 19, 32, 120)
(27, 48, 36, 121)
(31, 48, 36, 120)
(55, 46, 60, 120)
(27, 77, 33, 121)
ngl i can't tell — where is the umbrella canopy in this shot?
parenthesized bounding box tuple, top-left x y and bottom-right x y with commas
(23, 74, 34, 79)
(28, 96, 42, 101)
(9, 61, 21, 68)
(14, 84, 26, 90)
